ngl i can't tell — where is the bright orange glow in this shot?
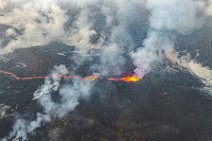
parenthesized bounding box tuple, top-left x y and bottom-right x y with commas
(0, 70, 141, 83)
(107, 75, 140, 83)
(120, 75, 140, 82)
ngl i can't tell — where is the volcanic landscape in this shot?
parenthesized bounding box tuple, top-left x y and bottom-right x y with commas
(0, 0, 212, 141)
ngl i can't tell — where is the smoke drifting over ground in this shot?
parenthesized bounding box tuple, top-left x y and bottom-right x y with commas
(0, 0, 212, 75)
(0, 0, 212, 140)
(166, 48, 212, 95)
(2, 65, 94, 141)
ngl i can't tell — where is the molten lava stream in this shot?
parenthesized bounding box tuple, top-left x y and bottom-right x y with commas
(0, 70, 141, 83)
(108, 75, 141, 83)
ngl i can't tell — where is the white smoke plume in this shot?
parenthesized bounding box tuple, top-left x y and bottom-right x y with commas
(1, 113, 48, 141)
(131, 0, 204, 78)
(63, 7, 102, 51)
(198, 0, 212, 16)
(0, 0, 211, 58)
(0, 0, 67, 54)
(0, 0, 112, 54)
(166, 48, 212, 95)
(0, 104, 11, 120)
(0, 0, 6, 10)
(1, 0, 210, 76)
(33, 65, 68, 101)
(0, 0, 144, 77)
(1, 65, 94, 140)
(1, 0, 212, 139)
(1, 118, 28, 141)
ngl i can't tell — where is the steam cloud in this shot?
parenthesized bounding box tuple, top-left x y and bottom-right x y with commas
(1, 0, 212, 140)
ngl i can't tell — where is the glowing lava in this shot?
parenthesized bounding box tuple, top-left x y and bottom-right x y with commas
(0, 70, 141, 83)
(120, 75, 141, 82)
(107, 75, 141, 83)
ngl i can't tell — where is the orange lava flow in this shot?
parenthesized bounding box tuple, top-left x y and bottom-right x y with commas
(120, 75, 140, 82)
(0, 70, 141, 83)
(107, 75, 140, 83)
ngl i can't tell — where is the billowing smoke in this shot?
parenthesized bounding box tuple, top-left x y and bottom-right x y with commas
(1, 113, 45, 141)
(166, 47, 212, 95)
(1, 0, 212, 140)
(131, 0, 212, 93)
(2, 118, 28, 141)
(1, 0, 210, 76)
(131, 0, 203, 78)
(35, 65, 93, 118)
(0, 0, 67, 54)
(1, 65, 94, 140)
(0, 0, 145, 76)
(0, 104, 11, 120)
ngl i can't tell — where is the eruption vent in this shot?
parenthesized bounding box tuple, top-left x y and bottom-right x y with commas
(107, 75, 141, 83)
